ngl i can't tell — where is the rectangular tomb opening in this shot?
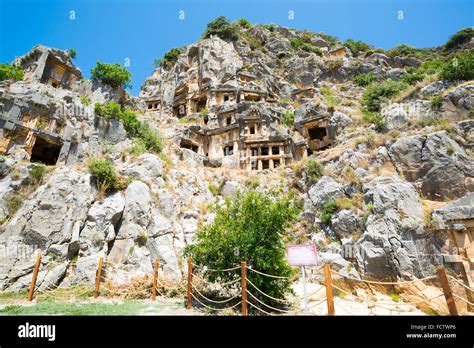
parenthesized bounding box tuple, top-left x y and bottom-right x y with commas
(30, 137, 62, 165)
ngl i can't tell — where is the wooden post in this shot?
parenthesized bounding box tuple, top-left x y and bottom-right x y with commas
(27, 255, 42, 301)
(324, 264, 335, 316)
(94, 257, 103, 299)
(241, 261, 248, 316)
(186, 259, 193, 309)
(437, 267, 458, 316)
(152, 258, 159, 301)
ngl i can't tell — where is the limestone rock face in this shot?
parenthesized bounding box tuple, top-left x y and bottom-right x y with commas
(381, 103, 408, 131)
(198, 37, 244, 86)
(389, 131, 474, 200)
(307, 176, 344, 210)
(355, 176, 442, 279)
(0, 167, 96, 290)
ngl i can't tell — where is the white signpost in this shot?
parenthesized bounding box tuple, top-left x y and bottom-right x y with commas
(286, 244, 318, 313)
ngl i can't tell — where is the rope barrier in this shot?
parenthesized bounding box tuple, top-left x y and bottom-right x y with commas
(306, 298, 327, 310)
(247, 299, 275, 316)
(193, 286, 240, 304)
(332, 270, 436, 285)
(447, 275, 474, 292)
(191, 293, 242, 311)
(452, 293, 474, 306)
(245, 289, 296, 314)
(193, 264, 241, 273)
(245, 277, 294, 304)
(331, 284, 365, 301)
(191, 272, 241, 287)
(305, 284, 326, 298)
(247, 267, 291, 279)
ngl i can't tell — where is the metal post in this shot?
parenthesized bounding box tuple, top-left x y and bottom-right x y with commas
(301, 266, 308, 313)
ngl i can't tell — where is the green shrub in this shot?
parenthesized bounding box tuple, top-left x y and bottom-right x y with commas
(88, 158, 120, 192)
(401, 69, 425, 85)
(203, 16, 239, 41)
(290, 38, 322, 56)
(353, 72, 376, 87)
(184, 190, 301, 308)
(5, 193, 23, 216)
(362, 80, 408, 112)
(429, 95, 443, 110)
(29, 165, 46, 185)
(90, 62, 132, 89)
(440, 50, 474, 81)
(320, 87, 339, 106)
(320, 199, 338, 226)
(0, 64, 24, 82)
(281, 110, 295, 127)
(80, 95, 91, 106)
(344, 39, 372, 56)
(68, 49, 77, 60)
(155, 47, 184, 70)
(387, 44, 421, 58)
(138, 123, 164, 153)
(445, 27, 474, 50)
(95, 101, 163, 153)
(208, 183, 223, 196)
(262, 23, 277, 32)
(418, 60, 444, 75)
(317, 33, 338, 47)
(0, 155, 5, 162)
(296, 158, 324, 186)
(237, 18, 252, 29)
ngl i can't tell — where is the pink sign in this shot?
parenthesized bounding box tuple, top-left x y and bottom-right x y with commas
(286, 244, 318, 266)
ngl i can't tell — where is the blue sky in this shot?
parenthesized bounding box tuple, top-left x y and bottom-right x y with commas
(1, 0, 472, 95)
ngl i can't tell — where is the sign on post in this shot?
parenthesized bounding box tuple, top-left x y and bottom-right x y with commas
(286, 244, 318, 313)
(286, 244, 318, 267)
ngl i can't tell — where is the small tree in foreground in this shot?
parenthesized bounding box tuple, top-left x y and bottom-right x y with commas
(184, 190, 302, 309)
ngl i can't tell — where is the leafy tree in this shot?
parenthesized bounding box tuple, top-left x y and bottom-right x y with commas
(0, 64, 24, 82)
(155, 47, 184, 70)
(184, 190, 301, 309)
(445, 27, 474, 50)
(440, 50, 474, 81)
(353, 72, 376, 87)
(344, 39, 372, 56)
(203, 16, 240, 41)
(68, 49, 77, 60)
(362, 79, 408, 112)
(90, 62, 132, 89)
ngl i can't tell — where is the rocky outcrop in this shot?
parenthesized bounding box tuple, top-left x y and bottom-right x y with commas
(355, 176, 443, 279)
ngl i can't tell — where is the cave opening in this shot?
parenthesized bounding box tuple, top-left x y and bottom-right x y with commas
(30, 137, 62, 165)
